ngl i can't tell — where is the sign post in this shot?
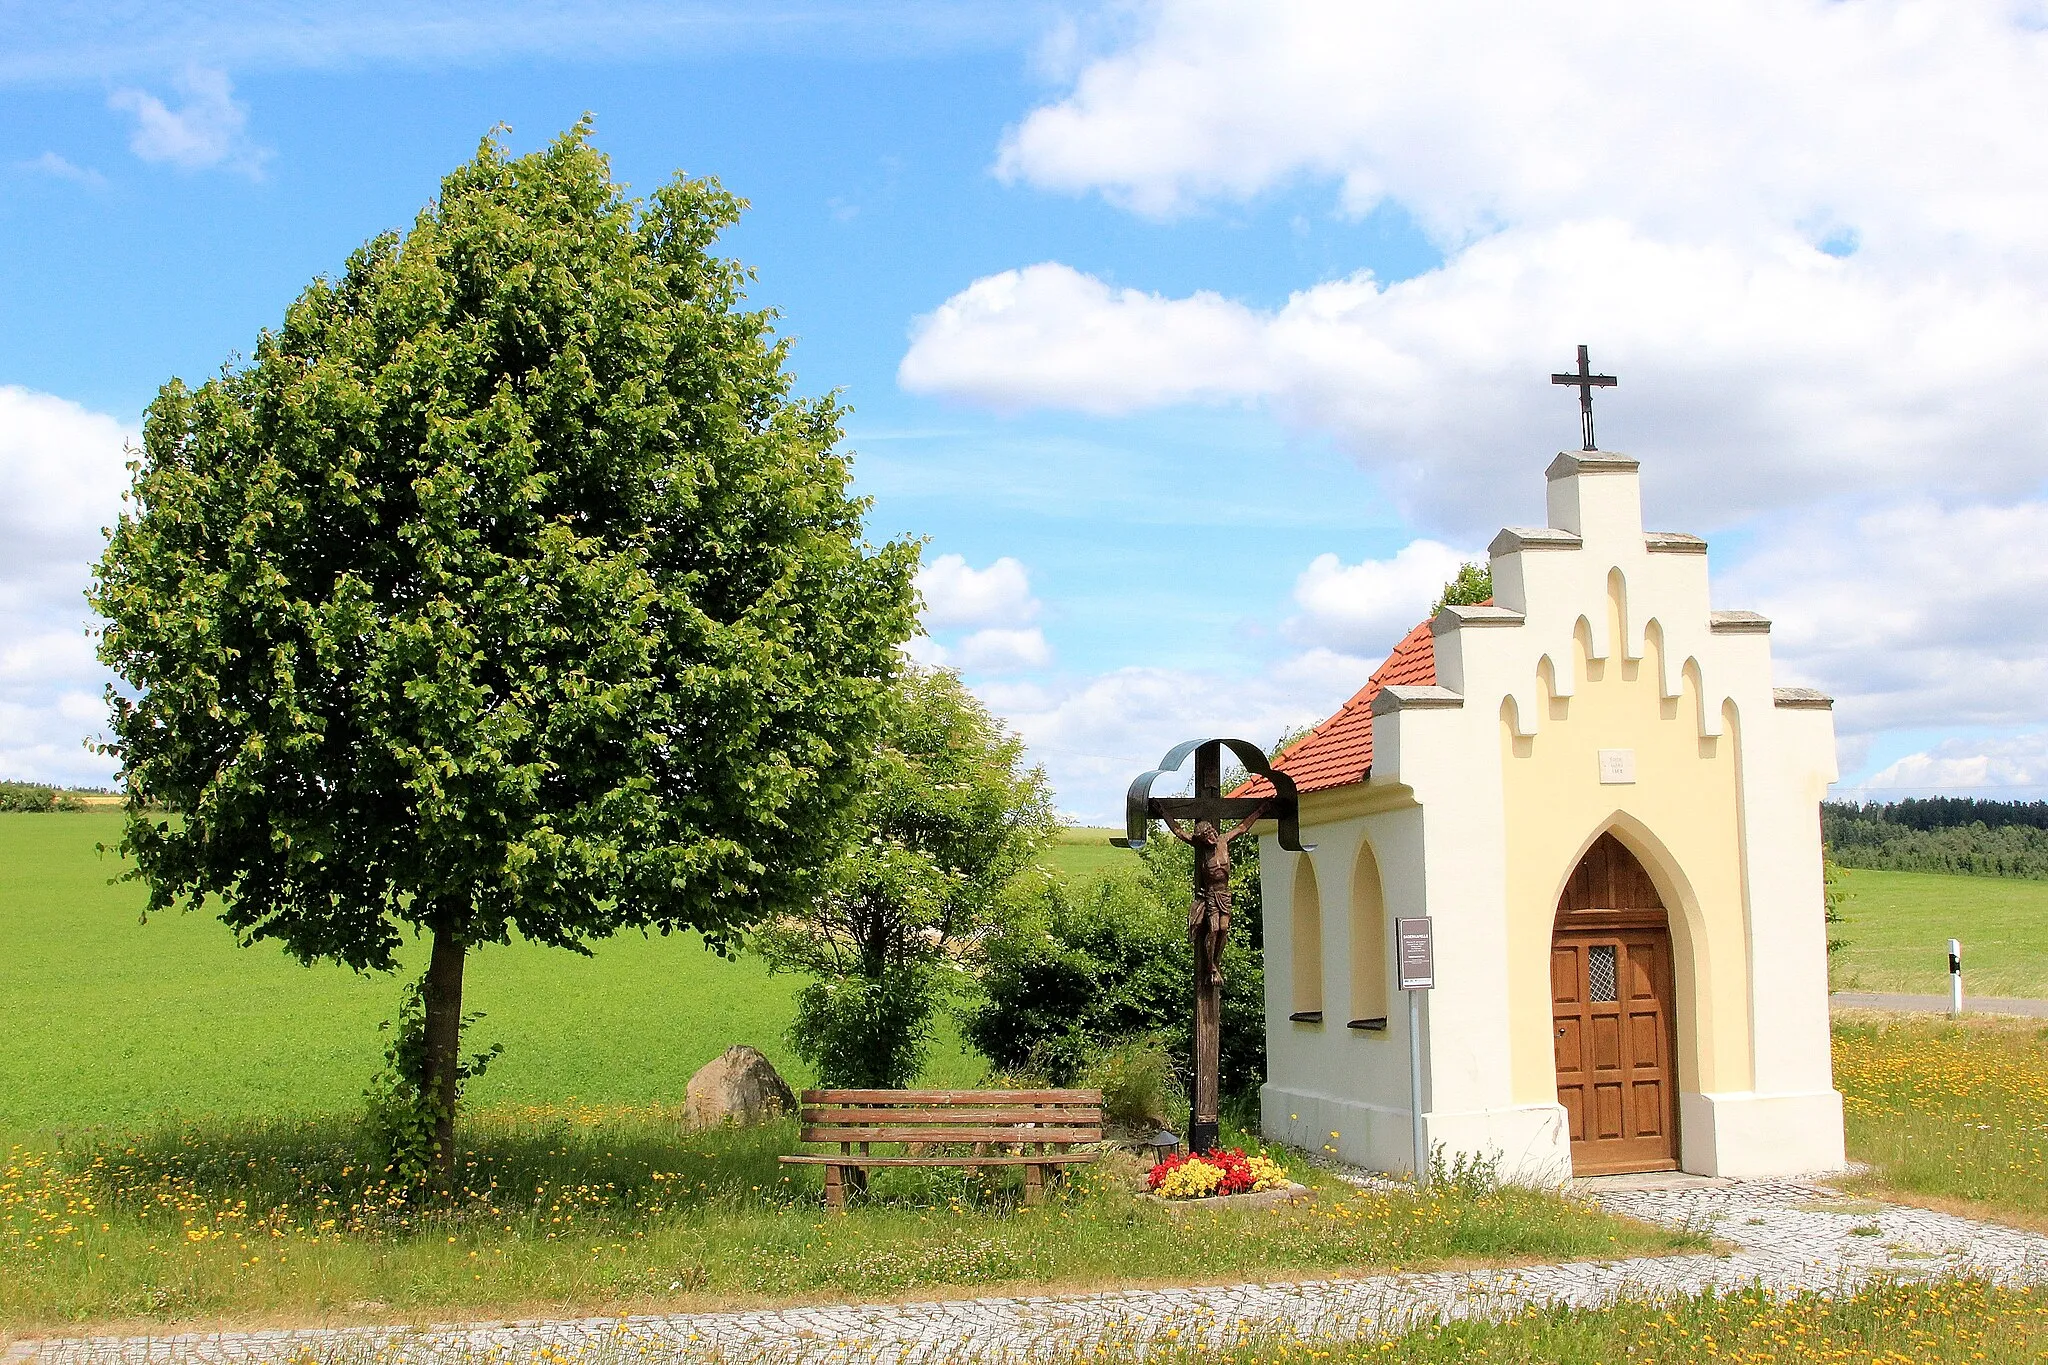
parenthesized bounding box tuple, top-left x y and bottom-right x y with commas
(1949, 938, 1964, 1018)
(1396, 916, 1435, 1187)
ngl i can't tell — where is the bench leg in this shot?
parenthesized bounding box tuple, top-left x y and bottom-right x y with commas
(824, 1164, 846, 1212)
(1024, 1163, 1045, 1208)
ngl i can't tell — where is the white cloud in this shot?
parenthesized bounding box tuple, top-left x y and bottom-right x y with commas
(1, 3, 1037, 84)
(901, 231, 2048, 530)
(905, 0, 2048, 790)
(1852, 734, 2048, 797)
(1716, 498, 2048, 739)
(0, 387, 129, 786)
(902, 2, 2048, 532)
(996, 0, 2048, 251)
(109, 68, 266, 174)
(951, 627, 1052, 673)
(909, 554, 1055, 675)
(17, 151, 105, 186)
(916, 553, 1039, 629)
(983, 647, 1374, 824)
(1287, 539, 1478, 654)
(901, 265, 1268, 416)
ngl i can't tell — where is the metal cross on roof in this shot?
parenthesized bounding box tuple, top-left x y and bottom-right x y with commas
(1551, 344, 1617, 451)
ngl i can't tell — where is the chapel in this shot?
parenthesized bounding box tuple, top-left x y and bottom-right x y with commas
(1243, 448, 1845, 1181)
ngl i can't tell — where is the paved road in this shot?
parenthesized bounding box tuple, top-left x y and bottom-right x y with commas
(10, 1174, 2048, 1365)
(1831, 990, 2048, 1018)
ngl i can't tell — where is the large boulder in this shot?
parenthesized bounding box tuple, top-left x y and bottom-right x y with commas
(685, 1045, 797, 1129)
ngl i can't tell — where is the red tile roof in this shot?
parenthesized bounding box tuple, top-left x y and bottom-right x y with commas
(1236, 617, 1437, 799)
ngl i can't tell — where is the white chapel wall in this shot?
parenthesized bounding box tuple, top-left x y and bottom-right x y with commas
(1262, 451, 1844, 1182)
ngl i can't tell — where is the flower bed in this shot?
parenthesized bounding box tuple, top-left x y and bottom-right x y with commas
(1146, 1147, 1290, 1200)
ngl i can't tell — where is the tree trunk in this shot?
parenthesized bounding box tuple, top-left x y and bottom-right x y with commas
(422, 920, 467, 1197)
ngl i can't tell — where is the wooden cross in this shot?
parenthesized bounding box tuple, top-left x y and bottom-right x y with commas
(1114, 738, 1309, 1154)
(1551, 344, 1617, 452)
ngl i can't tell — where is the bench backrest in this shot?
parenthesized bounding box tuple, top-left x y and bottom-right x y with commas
(799, 1088, 1103, 1147)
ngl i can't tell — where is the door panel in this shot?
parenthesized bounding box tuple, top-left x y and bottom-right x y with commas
(1551, 924, 1679, 1174)
(1594, 1083, 1623, 1139)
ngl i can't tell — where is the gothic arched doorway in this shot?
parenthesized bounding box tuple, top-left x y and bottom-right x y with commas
(1551, 832, 1681, 1174)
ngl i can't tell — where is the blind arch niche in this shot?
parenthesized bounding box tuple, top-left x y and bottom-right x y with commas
(1348, 837, 1390, 1031)
(1290, 855, 1324, 1021)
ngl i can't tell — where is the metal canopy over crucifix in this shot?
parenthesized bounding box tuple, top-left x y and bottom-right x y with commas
(1551, 344, 1617, 451)
(1113, 738, 1310, 1154)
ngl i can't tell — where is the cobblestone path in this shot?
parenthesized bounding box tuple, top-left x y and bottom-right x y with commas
(11, 1176, 2048, 1365)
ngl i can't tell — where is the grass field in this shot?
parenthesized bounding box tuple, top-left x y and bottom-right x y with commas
(0, 813, 983, 1136)
(0, 814, 1134, 1137)
(1832, 867, 2048, 997)
(1046, 825, 1132, 882)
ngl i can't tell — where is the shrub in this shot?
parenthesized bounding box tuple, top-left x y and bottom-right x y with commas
(789, 968, 938, 1088)
(0, 781, 87, 812)
(1084, 1035, 1187, 1136)
(364, 981, 501, 1196)
(965, 871, 1266, 1095)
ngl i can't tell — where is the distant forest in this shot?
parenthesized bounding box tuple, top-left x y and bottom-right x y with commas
(1824, 799, 2048, 879)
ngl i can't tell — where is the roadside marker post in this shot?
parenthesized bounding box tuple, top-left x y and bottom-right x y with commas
(1949, 938, 1964, 1018)
(1396, 916, 1435, 1187)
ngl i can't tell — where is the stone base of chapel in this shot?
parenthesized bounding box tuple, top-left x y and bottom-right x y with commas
(1263, 1085, 1847, 1185)
(1677, 1088, 1847, 1178)
(1260, 1086, 1574, 1186)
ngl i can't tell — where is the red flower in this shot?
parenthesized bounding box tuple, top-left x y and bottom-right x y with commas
(1146, 1147, 1259, 1196)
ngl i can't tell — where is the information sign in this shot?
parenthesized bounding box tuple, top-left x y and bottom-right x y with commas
(1396, 916, 1435, 991)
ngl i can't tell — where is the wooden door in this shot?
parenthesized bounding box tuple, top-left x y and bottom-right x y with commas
(1551, 834, 1680, 1175)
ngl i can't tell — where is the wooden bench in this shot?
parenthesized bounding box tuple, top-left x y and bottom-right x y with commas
(779, 1088, 1103, 1209)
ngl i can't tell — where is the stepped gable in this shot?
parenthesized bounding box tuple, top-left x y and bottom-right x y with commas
(1236, 617, 1437, 800)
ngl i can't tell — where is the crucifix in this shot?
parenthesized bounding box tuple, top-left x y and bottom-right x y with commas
(1113, 738, 1309, 1154)
(1551, 344, 1617, 451)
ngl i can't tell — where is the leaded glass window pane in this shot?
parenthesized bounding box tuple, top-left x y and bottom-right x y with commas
(1588, 945, 1619, 1003)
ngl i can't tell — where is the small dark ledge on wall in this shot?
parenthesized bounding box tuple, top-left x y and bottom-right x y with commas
(1348, 1017, 1388, 1031)
(1710, 610, 1772, 634)
(1645, 530, 1707, 555)
(1773, 687, 1834, 710)
(1288, 1010, 1324, 1024)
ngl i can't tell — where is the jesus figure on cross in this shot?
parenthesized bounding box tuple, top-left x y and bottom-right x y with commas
(1114, 737, 1309, 1154)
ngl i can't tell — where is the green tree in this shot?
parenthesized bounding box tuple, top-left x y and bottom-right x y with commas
(758, 666, 1056, 1087)
(90, 124, 918, 1191)
(1434, 562, 1493, 612)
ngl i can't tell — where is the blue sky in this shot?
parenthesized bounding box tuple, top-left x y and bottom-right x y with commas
(6, 1, 2048, 820)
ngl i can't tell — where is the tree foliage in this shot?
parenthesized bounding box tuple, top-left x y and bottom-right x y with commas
(90, 123, 918, 1184)
(1827, 797, 2048, 833)
(760, 666, 1056, 1087)
(1822, 808, 2048, 880)
(1433, 562, 1493, 612)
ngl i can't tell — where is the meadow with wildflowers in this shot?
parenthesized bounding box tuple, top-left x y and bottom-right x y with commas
(0, 1107, 1694, 1333)
(1836, 1012, 2048, 1232)
(13, 810, 2048, 1344)
(1103, 1278, 2048, 1364)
